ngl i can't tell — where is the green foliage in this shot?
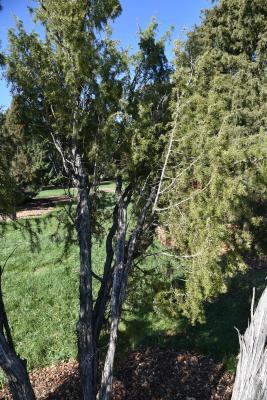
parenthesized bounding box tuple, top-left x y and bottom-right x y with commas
(0, 110, 17, 216)
(7, 0, 126, 186)
(159, 0, 267, 323)
(122, 19, 173, 181)
(0, 98, 53, 213)
(6, 4, 173, 268)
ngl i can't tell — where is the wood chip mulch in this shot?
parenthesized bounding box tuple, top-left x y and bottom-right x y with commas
(0, 347, 234, 400)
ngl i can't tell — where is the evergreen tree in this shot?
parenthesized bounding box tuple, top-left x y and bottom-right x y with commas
(157, 0, 267, 323)
(6, 2, 171, 399)
(0, 110, 17, 216)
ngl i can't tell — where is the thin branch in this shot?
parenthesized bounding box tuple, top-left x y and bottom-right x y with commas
(0, 247, 18, 275)
(92, 270, 103, 283)
(152, 90, 180, 213)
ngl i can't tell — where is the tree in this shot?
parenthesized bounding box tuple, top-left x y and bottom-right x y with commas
(6, 2, 171, 399)
(0, 110, 17, 216)
(98, 21, 172, 400)
(1, 97, 52, 209)
(156, 0, 267, 323)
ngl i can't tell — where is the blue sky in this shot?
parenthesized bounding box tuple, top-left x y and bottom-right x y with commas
(0, 0, 211, 109)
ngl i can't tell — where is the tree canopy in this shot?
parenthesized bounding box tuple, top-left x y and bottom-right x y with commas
(158, 0, 267, 323)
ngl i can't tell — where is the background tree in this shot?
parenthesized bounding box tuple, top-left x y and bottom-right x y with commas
(156, 0, 267, 323)
(0, 110, 16, 216)
(2, 97, 53, 206)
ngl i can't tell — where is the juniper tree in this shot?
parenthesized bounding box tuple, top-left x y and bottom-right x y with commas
(6, 2, 171, 399)
(156, 0, 267, 323)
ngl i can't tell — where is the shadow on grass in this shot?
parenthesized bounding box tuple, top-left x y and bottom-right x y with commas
(118, 268, 267, 371)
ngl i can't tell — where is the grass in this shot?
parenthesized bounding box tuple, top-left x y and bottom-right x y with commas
(121, 267, 267, 371)
(0, 193, 168, 372)
(1, 215, 79, 369)
(0, 189, 266, 378)
(36, 188, 76, 198)
(35, 182, 115, 199)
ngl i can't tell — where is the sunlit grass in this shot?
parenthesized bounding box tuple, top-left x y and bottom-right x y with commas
(35, 182, 115, 199)
(0, 191, 262, 379)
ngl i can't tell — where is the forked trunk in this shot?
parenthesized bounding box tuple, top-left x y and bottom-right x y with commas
(98, 198, 126, 400)
(98, 187, 155, 400)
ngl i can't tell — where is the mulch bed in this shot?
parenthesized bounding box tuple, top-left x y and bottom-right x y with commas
(0, 348, 234, 400)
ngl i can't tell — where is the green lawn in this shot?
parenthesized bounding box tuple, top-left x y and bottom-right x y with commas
(35, 188, 76, 198)
(0, 194, 265, 381)
(35, 182, 115, 199)
(0, 196, 170, 373)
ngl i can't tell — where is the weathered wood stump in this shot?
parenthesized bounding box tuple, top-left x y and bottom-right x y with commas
(231, 287, 267, 400)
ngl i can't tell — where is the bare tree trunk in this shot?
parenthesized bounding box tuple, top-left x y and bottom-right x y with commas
(98, 187, 156, 400)
(76, 165, 96, 400)
(231, 287, 267, 400)
(0, 271, 35, 400)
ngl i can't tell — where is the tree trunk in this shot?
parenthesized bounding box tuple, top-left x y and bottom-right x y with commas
(231, 287, 267, 400)
(0, 335, 36, 400)
(0, 272, 35, 400)
(93, 205, 118, 342)
(76, 169, 96, 400)
(98, 196, 126, 400)
(98, 187, 155, 400)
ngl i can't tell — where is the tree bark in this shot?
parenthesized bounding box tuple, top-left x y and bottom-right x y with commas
(231, 287, 267, 400)
(76, 166, 96, 400)
(98, 193, 126, 400)
(0, 272, 35, 400)
(98, 187, 155, 400)
(93, 205, 118, 343)
(0, 335, 36, 400)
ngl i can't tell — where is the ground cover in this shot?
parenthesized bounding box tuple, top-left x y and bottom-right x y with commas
(0, 188, 265, 385)
(0, 348, 234, 400)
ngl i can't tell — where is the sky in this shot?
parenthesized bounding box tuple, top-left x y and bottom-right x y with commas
(0, 0, 211, 109)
